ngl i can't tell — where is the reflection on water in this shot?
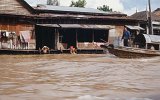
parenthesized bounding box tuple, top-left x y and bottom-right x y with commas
(0, 54, 160, 100)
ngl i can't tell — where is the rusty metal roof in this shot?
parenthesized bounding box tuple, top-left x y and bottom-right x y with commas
(130, 11, 160, 22)
(153, 8, 160, 16)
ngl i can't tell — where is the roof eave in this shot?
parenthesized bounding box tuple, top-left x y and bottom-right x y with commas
(18, 0, 36, 14)
(34, 8, 126, 17)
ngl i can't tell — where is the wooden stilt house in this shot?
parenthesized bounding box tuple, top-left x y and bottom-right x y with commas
(0, 0, 140, 52)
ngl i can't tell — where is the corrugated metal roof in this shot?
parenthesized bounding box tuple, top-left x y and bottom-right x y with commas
(36, 24, 113, 29)
(37, 24, 60, 27)
(81, 25, 113, 29)
(59, 24, 82, 28)
(125, 25, 144, 30)
(153, 26, 160, 30)
(143, 34, 160, 43)
(59, 24, 113, 30)
(35, 5, 122, 15)
(152, 21, 160, 25)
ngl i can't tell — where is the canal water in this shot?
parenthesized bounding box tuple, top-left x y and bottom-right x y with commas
(0, 54, 160, 100)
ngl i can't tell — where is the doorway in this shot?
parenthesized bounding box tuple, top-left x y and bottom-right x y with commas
(59, 29, 77, 49)
(35, 25, 56, 50)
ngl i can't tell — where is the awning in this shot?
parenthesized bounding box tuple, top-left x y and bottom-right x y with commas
(81, 25, 113, 29)
(59, 24, 82, 28)
(59, 24, 113, 30)
(36, 24, 113, 30)
(36, 24, 60, 28)
(143, 34, 160, 43)
(125, 25, 144, 30)
(153, 26, 160, 30)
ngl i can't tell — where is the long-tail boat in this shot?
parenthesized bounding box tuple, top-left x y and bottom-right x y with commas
(101, 44, 160, 58)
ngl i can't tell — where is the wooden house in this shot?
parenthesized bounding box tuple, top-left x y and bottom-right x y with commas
(130, 10, 160, 50)
(153, 8, 160, 16)
(0, 0, 140, 51)
(130, 10, 160, 35)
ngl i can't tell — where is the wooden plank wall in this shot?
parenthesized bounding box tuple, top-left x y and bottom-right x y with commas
(115, 26, 124, 37)
(0, 0, 31, 15)
(0, 24, 34, 35)
(0, 20, 35, 49)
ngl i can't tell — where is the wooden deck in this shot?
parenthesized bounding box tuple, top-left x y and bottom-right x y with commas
(0, 49, 105, 55)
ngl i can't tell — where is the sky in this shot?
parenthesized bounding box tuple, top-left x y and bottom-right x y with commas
(25, 0, 160, 15)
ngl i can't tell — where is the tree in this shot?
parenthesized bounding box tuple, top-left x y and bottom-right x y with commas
(70, 0, 87, 8)
(97, 5, 112, 12)
(47, 0, 60, 6)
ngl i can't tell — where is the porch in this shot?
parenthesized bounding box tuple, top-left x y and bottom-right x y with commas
(35, 24, 111, 51)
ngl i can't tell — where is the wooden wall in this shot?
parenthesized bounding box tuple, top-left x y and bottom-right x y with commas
(0, 23, 34, 35)
(0, 0, 31, 15)
(115, 26, 124, 37)
(108, 25, 124, 44)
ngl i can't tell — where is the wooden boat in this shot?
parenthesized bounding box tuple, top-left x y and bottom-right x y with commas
(101, 45, 160, 58)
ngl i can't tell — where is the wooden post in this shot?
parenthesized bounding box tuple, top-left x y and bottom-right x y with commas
(0, 30, 1, 49)
(28, 42, 29, 49)
(148, 0, 153, 35)
(76, 29, 78, 48)
(92, 30, 94, 43)
(0, 38, 2, 49)
(146, 43, 148, 49)
(55, 28, 59, 50)
(92, 30, 95, 49)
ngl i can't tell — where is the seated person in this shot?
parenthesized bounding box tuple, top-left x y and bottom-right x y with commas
(41, 46, 50, 54)
(70, 46, 77, 54)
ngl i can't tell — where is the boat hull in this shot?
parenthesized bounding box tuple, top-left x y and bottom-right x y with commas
(101, 45, 160, 58)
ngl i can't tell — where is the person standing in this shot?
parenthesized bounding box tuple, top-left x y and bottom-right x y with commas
(122, 27, 131, 47)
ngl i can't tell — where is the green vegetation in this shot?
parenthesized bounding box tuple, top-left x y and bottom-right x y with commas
(97, 5, 112, 12)
(47, 0, 60, 6)
(70, 0, 87, 8)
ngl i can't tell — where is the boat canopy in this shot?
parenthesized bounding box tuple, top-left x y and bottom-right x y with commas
(143, 34, 160, 44)
(125, 25, 144, 30)
(153, 26, 160, 30)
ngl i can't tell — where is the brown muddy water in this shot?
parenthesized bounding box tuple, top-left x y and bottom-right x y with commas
(0, 54, 160, 100)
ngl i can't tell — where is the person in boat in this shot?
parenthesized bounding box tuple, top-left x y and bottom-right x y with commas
(121, 27, 131, 47)
(133, 30, 141, 48)
(133, 32, 146, 48)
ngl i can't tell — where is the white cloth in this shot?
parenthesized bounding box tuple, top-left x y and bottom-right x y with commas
(20, 31, 31, 43)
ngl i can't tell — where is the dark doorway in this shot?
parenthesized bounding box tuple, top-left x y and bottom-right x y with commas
(77, 29, 93, 42)
(59, 29, 77, 49)
(35, 25, 55, 50)
(77, 29, 109, 42)
(94, 30, 109, 42)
